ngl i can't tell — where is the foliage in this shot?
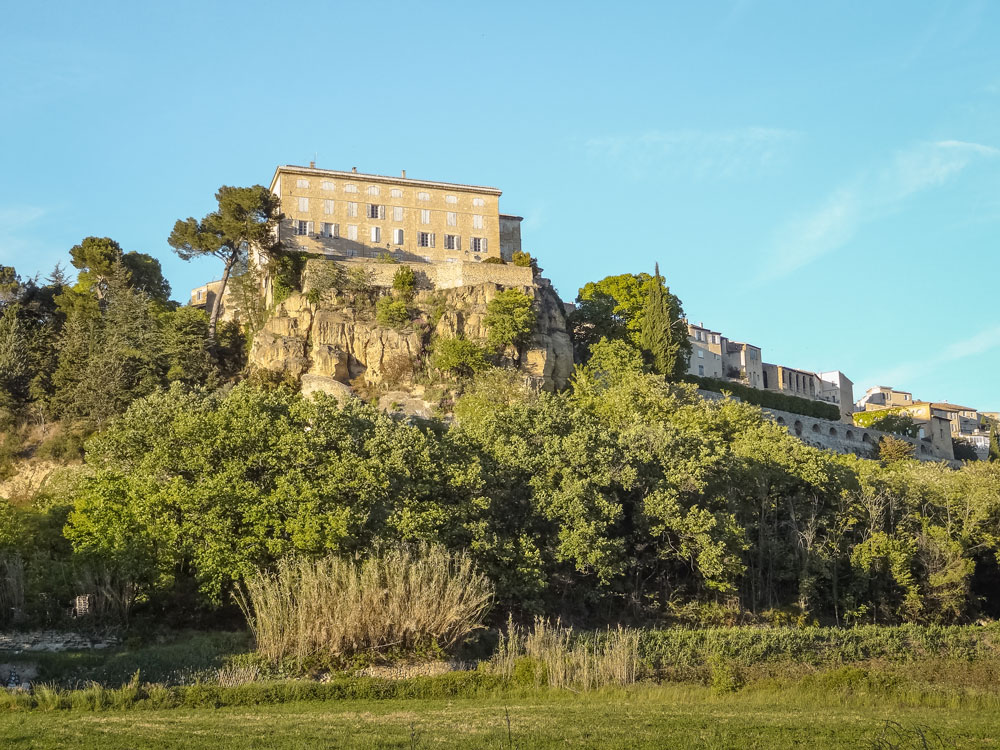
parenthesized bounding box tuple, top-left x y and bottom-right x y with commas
(391, 265, 415, 299)
(952, 438, 979, 462)
(854, 410, 921, 438)
(511, 250, 539, 275)
(483, 257, 506, 265)
(236, 544, 493, 669)
(484, 289, 536, 355)
(990, 424, 1000, 463)
(878, 436, 916, 464)
(376, 252, 399, 264)
(430, 337, 490, 379)
(638, 263, 690, 378)
(168, 185, 282, 339)
(375, 296, 410, 328)
(684, 373, 842, 420)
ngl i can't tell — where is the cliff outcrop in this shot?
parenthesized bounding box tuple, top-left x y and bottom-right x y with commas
(249, 275, 574, 401)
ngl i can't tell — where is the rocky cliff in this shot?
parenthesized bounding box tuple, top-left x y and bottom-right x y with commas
(248, 276, 575, 402)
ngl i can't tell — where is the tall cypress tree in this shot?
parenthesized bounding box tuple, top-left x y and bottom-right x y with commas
(989, 424, 1000, 463)
(639, 264, 691, 379)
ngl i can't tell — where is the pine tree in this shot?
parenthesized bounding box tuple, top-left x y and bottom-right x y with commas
(639, 263, 691, 379)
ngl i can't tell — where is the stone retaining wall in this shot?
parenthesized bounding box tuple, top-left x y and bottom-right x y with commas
(303, 258, 535, 292)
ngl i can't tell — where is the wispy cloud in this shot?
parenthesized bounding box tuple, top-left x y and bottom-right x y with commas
(584, 127, 799, 180)
(757, 140, 999, 283)
(866, 323, 1000, 389)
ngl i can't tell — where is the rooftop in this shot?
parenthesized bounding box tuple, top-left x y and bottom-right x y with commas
(271, 165, 503, 196)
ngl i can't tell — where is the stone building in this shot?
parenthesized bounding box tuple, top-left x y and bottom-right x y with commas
(761, 364, 854, 423)
(189, 279, 235, 322)
(267, 164, 523, 265)
(856, 385, 914, 411)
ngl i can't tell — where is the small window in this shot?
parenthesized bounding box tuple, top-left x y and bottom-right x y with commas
(393, 206, 404, 222)
(321, 222, 339, 238)
(295, 220, 308, 236)
(418, 232, 435, 248)
(445, 195, 458, 204)
(390, 188, 403, 198)
(470, 237, 487, 253)
(347, 202, 358, 217)
(697, 349, 704, 359)
(197, 290, 204, 300)
(472, 197, 485, 207)
(417, 191, 430, 201)
(392, 228, 404, 245)
(447, 211, 457, 226)
(296, 178, 309, 188)
(347, 224, 358, 241)
(367, 185, 380, 196)
(698, 365, 705, 376)
(420, 209, 431, 224)
(323, 199, 334, 215)
(321, 181, 335, 191)
(445, 234, 461, 250)
(367, 204, 385, 219)
(297, 197, 309, 212)
(371, 226, 381, 243)
(343, 184, 358, 193)
(473, 214, 484, 229)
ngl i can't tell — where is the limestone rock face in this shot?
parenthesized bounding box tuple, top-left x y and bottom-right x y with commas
(249, 278, 575, 395)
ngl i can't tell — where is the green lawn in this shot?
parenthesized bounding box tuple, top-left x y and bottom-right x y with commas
(1, 685, 997, 749)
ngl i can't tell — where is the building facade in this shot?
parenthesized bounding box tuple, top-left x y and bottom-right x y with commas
(268, 164, 523, 265)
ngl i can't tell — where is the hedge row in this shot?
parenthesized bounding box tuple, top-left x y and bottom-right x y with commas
(684, 375, 842, 421)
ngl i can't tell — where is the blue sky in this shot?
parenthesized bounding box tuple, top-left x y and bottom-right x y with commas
(2, 1, 999, 409)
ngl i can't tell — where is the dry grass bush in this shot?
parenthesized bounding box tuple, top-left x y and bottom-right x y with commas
(237, 544, 493, 668)
(216, 663, 262, 687)
(491, 616, 641, 690)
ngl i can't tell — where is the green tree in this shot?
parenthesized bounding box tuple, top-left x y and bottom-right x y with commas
(431, 337, 490, 379)
(639, 263, 690, 379)
(484, 289, 536, 357)
(375, 296, 410, 329)
(68, 236, 171, 303)
(162, 306, 219, 387)
(392, 265, 415, 299)
(990, 424, 1000, 463)
(168, 185, 282, 341)
(854, 411, 920, 437)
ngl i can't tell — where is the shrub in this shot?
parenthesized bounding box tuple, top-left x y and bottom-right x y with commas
(430, 337, 490, 379)
(376, 252, 399, 264)
(236, 544, 493, 669)
(381, 354, 415, 387)
(684, 374, 842, 421)
(484, 289, 536, 354)
(375, 296, 410, 329)
(483, 257, 506, 265)
(36, 428, 87, 462)
(392, 266, 416, 298)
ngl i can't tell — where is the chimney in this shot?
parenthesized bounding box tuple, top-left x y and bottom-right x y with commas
(401, 169, 406, 178)
(309, 160, 315, 168)
(352, 166, 358, 173)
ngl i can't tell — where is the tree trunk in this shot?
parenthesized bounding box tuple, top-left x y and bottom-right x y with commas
(208, 250, 237, 342)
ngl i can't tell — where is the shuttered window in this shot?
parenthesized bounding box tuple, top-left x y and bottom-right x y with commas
(472, 214, 484, 229)
(347, 225, 358, 240)
(393, 206, 404, 222)
(347, 202, 357, 217)
(390, 188, 403, 198)
(393, 228, 404, 245)
(447, 212, 457, 226)
(323, 200, 334, 214)
(298, 197, 309, 212)
(296, 179, 309, 188)
(371, 226, 381, 242)
(420, 209, 431, 224)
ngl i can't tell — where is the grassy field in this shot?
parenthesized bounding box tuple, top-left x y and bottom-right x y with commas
(0, 684, 998, 749)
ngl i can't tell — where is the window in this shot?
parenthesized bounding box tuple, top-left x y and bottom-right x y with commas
(347, 225, 358, 241)
(420, 209, 431, 224)
(445, 234, 460, 250)
(367, 204, 385, 219)
(347, 202, 358, 217)
(418, 232, 435, 248)
(390, 188, 403, 198)
(197, 290, 204, 300)
(698, 365, 705, 376)
(296, 178, 309, 188)
(445, 195, 458, 204)
(712, 335, 719, 344)
(321, 181, 335, 191)
(447, 211, 457, 226)
(472, 214, 484, 229)
(472, 197, 485, 207)
(370, 226, 381, 243)
(392, 228, 404, 245)
(392, 206, 404, 222)
(297, 197, 309, 212)
(343, 184, 357, 193)
(295, 220, 308, 236)
(366, 185, 380, 196)
(417, 191, 430, 201)
(470, 237, 487, 253)
(321, 222, 339, 238)
(323, 199, 334, 214)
